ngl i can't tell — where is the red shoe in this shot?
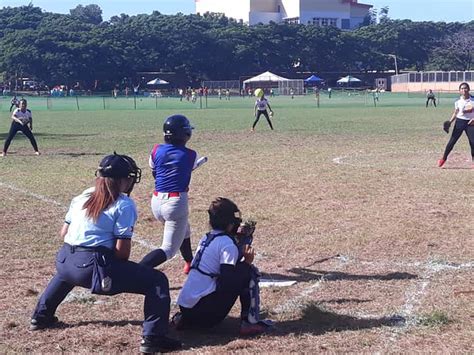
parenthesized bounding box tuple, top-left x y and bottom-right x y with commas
(183, 261, 191, 274)
(437, 159, 446, 168)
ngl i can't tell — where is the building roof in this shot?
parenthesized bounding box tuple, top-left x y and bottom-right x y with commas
(342, 0, 373, 8)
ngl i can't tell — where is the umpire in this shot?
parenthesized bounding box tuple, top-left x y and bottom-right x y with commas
(1, 99, 40, 157)
(30, 153, 182, 353)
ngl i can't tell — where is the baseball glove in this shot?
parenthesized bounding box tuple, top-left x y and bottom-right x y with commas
(443, 120, 451, 134)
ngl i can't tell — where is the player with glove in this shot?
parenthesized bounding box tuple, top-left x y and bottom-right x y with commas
(251, 89, 274, 132)
(1, 99, 40, 157)
(438, 82, 474, 168)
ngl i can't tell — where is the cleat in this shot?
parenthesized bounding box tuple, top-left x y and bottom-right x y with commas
(239, 320, 272, 337)
(183, 261, 191, 275)
(30, 316, 58, 331)
(0, 152, 5, 157)
(139, 335, 182, 353)
(437, 159, 445, 168)
(34, 151, 41, 156)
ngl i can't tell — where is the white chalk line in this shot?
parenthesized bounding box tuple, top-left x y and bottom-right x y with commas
(275, 253, 473, 333)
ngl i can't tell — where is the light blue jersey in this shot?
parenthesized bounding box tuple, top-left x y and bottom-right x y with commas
(64, 187, 138, 249)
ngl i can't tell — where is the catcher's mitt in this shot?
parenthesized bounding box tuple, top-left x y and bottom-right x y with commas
(237, 219, 256, 238)
(443, 120, 451, 134)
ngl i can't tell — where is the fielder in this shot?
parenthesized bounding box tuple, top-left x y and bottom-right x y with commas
(2, 99, 40, 157)
(438, 82, 474, 168)
(251, 89, 274, 131)
(140, 115, 207, 274)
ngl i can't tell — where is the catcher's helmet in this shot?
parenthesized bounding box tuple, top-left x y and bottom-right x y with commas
(96, 152, 141, 184)
(163, 114, 193, 139)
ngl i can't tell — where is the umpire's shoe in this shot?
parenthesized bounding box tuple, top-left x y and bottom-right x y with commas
(30, 316, 59, 331)
(140, 335, 182, 354)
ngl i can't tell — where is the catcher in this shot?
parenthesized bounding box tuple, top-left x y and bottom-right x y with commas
(174, 197, 273, 336)
(438, 82, 474, 168)
(251, 89, 274, 131)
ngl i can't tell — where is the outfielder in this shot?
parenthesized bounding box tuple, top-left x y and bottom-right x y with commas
(2, 99, 40, 157)
(438, 82, 474, 168)
(251, 90, 274, 131)
(140, 115, 207, 274)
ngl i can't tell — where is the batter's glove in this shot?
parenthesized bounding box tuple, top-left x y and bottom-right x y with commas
(443, 120, 451, 134)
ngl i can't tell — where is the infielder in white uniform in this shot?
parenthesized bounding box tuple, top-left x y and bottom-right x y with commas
(2, 99, 40, 157)
(438, 82, 474, 168)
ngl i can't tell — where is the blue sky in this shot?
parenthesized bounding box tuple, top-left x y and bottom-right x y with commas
(1, 0, 473, 22)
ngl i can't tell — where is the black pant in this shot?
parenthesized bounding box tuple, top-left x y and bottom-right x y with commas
(442, 119, 474, 160)
(3, 121, 39, 152)
(179, 263, 251, 328)
(32, 244, 171, 336)
(426, 97, 436, 107)
(252, 110, 273, 130)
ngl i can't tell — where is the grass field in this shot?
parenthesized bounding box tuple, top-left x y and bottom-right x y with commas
(1, 93, 472, 353)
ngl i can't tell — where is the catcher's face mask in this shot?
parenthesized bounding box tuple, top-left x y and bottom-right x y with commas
(229, 211, 242, 235)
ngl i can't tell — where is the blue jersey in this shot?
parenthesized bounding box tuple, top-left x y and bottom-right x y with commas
(149, 143, 198, 192)
(64, 188, 138, 249)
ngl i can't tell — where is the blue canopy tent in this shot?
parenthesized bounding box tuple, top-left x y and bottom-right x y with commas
(304, 74, 324, 85)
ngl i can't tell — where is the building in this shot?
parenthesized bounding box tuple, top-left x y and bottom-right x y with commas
(195, 0, 372, 29)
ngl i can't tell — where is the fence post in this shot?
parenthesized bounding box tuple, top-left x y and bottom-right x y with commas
(134, 95, 137, 110)
(155, 95, 158, 109)
(76, 96, 80, 111)
(199, 95, 202, 109)
(103, 97, 106, 110)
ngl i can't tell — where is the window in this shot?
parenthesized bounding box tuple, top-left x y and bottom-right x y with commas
(311, 17, 338, 27)
(285, 17, 300, 24)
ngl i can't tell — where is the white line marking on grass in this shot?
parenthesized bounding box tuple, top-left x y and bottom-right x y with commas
(273, 279, 325, 314)
(0, 181, 64, 206)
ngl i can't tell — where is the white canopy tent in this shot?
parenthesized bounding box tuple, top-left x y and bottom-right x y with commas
(337, 75, 362, 84)
(243, 71, 289, 89)
(147, 78, 169, 85)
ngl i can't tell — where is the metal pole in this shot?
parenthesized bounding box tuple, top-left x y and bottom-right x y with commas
(76, 96, 80, 110)
(103, 96, 106, 110)
(134, 95, 137, 110)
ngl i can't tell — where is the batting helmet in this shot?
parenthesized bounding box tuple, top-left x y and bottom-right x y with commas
(163, 114, 193, 139)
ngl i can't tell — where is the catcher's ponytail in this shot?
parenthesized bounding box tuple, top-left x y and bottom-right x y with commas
(83, 177, 122, 222)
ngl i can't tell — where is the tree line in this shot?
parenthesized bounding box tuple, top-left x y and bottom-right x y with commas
(0, 4, 472, 90)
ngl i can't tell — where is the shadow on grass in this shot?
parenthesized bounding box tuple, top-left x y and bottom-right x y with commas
(262, 267, 417, 283)
(274, 302, 405, 336)
(170, 303, 405, 349)
(50, 304, 404, 349)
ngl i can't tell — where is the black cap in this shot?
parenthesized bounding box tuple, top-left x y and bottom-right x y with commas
(96, 153, 141, 183)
